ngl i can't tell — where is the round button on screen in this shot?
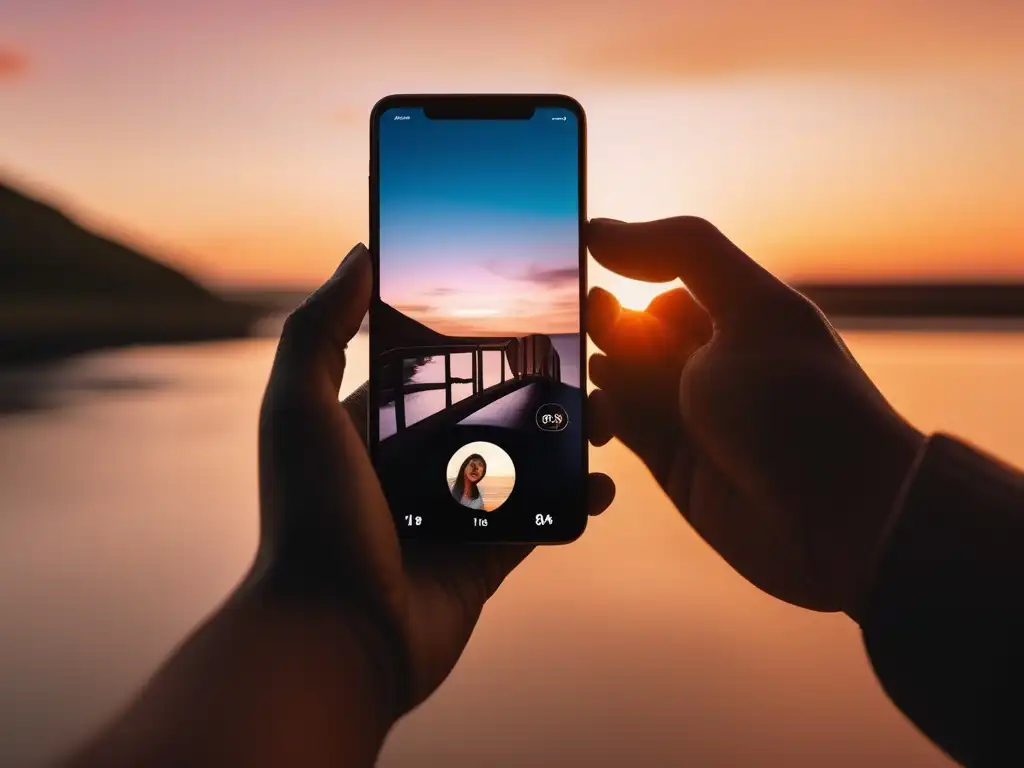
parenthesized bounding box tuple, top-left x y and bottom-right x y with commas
(535, 403, 569, 432)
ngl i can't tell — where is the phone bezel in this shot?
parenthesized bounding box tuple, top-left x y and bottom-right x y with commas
(368, 93, 589, 545)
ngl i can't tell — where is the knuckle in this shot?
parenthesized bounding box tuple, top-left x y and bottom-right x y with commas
(773, 286, 828, 327)
(280, 303, 316, 341)
(679, 215, 716, 234)
(676, 216, 723, 246)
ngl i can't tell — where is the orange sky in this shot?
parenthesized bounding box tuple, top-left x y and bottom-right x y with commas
(1, 0, 1022, 291)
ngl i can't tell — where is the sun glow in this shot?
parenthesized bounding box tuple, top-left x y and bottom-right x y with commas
(589, 260, 682, 311)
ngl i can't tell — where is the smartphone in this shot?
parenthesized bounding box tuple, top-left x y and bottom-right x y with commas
(368, 94, 587, 544)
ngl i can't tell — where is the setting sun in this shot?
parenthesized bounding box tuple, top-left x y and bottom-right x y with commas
(589, 259, 682, 310)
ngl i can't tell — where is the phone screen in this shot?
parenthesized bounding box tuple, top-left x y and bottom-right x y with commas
(369, 97, 587, 543)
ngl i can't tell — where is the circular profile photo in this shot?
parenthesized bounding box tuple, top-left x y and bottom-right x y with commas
(446, 441, 516, 512)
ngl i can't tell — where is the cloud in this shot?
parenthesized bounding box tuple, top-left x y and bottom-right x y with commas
(395, 303, 434, 314)
(566, 2, 1024, 80)
(484, 261, 578, 288)
(515, 294, 580, 318)
(0, 48, 29, 79)
(426, 287, 455, 296)
(547, 295, 581, 311)
(526, 265, 578, 288)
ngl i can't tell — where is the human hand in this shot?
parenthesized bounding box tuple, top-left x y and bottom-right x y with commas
(254, 243, 615, 717)
(62, 244, 614, 768)
(586, 217, 924, 619)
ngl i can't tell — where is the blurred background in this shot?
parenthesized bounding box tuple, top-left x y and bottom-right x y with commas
(1, 1, 1022, 765)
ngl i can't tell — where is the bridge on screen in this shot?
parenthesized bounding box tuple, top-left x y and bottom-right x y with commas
(373, 299, 579, 443)
(378, 331, 572, 440)
(373, 301, 581, 520)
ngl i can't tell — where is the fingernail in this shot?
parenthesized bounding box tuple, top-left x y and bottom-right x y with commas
(331, 243, 369, 281)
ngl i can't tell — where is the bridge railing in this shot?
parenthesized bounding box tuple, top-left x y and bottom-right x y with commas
(379, 336, 561, 432)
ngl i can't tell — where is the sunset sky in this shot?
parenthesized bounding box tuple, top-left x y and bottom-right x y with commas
(1, 0, 1022, 301)
(379, 106, 579, 336)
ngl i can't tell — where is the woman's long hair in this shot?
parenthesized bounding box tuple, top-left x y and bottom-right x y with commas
(451, 453, 486, 501)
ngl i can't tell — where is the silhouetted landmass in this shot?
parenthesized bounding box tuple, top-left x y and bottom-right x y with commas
(240, 283, 1024, 330)
(4, 174, 1022, 368)
(0, 181, 266, 364)
(219, 288, 373, 331)
(220, 288, 315, 314)
(797, 283, 1024, 320)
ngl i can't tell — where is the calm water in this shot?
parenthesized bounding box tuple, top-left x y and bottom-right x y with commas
(2, 330, 1023, 767)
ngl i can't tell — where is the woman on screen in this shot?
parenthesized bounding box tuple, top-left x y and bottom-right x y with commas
(451, 453, 487, 510)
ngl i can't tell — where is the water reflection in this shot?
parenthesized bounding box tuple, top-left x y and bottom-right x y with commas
(0, 359, 173, 415)
(5, 330, 1024, 766)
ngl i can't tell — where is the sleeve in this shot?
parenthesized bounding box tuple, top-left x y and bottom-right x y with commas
(859, 433, 1024, 767)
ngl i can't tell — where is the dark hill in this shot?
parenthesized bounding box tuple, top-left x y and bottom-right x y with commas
(0, 181, 265, 364)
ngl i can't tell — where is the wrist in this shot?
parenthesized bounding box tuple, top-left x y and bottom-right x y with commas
(238, 570, 412, 717)
(837, 417, 927, 623)
(203, 591, 402, 766)
(242, 556, 415, 718)
(64, 589, 401, 768)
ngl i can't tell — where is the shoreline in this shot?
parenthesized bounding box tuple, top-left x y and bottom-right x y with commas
(0, 299, 270, 368)
(5, 315, 1024, 372)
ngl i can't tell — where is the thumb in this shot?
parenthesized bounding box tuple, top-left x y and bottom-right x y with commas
(266, 244, 372, 403)
(587, 217, 784, 322)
